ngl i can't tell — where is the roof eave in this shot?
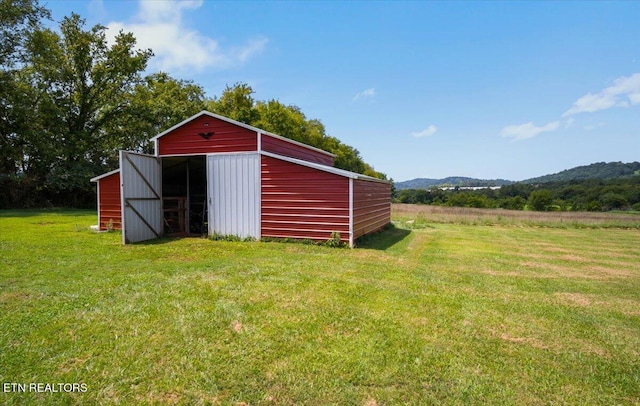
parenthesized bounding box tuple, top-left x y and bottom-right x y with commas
(90, 168, 120, 182)
(261, 151, 390, 184)
(150, 110, 336, 158)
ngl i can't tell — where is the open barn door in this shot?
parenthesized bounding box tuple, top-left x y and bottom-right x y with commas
(120, 151, 162, 244)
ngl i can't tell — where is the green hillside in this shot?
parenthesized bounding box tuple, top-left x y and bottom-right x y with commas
(523, 161, 640, 184)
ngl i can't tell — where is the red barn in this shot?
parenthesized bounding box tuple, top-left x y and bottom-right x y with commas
(91, 111, 390, 246)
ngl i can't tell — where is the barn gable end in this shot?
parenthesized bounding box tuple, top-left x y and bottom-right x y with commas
(155, 113, 257, 156)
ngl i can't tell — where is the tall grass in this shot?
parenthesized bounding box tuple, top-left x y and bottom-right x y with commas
(393, 203, 640, 228)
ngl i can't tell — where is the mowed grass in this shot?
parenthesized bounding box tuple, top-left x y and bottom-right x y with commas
(1, 208, 639, 405)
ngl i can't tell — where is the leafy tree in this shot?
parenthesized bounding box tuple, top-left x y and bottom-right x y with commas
(107, 72, 207, 163)
(207, 82, 260, 124)
(0, 0, 49, 67)
(1, 12, 152, 207)
(25, 14, 152, 169)
(527, 190, 553, 211)
(206, 83, 386, 178)
(599, 193, 629, 210)
(0, 0, 49, 174)
(498, 196, 526, 210)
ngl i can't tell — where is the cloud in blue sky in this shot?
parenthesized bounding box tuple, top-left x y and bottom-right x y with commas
(562, 72, 640, 117)
(106, 0, 267, 72)
(502, 72, 639, 141)
(500, 121, 560, 142)
(411, 125, 438, 138)
(352, 88, 375, 101)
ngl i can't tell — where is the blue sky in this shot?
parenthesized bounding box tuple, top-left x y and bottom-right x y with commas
(47, 0, 639, 182)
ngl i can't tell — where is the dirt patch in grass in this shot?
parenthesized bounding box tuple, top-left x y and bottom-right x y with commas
(519, 260, 632, 280)
(58, 355, 91, 373)
(558, 254, 590, 262)
(529, 243, 571, 253)
(232, 320, 243, 333)
(554, 292, 596, 307)
(554, 292, 640, 318)
(364, 397, 378, 406)
(586, 265, 633, 278)
(478, 261, 632, 280)
(490, 327, 609, 357)
(0, 291, 32, 303)
(489, 328, 550, 350)
(137, 392, 181, 405)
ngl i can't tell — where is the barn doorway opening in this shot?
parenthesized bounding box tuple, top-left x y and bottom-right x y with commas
(162, 156, 207, 235)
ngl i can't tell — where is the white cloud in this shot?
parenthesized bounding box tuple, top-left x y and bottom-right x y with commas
(563, 117, 575, 128)
(411, 125, 438, 138)
(500, 121, 560, 141)
(106, 0, 267, 72)
(562, 72, 640, 117)
(353, 88, 375, 101)
(583, 122, 606, 131)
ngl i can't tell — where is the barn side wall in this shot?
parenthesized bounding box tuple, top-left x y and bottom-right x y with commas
(261, 155, 350, 242)
(352, 179, 391, 240)
(98, 172, 122, 230)
(261, 134, 334, 166)
(158, 115, 257, 156)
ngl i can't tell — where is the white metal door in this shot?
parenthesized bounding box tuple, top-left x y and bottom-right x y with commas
(207, 153, 260, 239)
(120, 151, 162, 244)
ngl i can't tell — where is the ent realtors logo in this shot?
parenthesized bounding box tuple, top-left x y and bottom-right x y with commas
(3, 382, 88, 393)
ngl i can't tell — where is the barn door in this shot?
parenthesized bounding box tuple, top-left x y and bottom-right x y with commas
(120, 151, 162, 244)
(207, 153, 260, 239)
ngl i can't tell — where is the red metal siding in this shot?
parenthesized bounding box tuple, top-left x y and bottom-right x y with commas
(261, 156, 350, 242)
(98, 172, 122, 230)
(353, 179, 391, 240)
(261, 134, 334, 166)
(158, 115, 257, 156)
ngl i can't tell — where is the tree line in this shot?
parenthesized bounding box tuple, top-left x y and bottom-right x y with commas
(0, 0, 385, 209)
(394, 177, 640, 212)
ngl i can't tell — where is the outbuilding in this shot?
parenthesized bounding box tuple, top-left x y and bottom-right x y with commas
(91, 111, 390, 246)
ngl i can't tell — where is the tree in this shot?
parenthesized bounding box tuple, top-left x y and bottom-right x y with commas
(599, 193, 629, 210)
(2, 12, 152, 207)
(25, 14, 152, 170)
(107, 72, 207, 163)
(0, 0, 49, 67)
(527, 190, 552, 211)
(206, 82, 386, 178)
(0, 0, 49, 174)
(207, 82, 259, 125)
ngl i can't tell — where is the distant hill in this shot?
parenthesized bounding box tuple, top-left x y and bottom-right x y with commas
(395, 176, 513, 190)
(522, 161, 640, 184)
(396, 161, 640, 190)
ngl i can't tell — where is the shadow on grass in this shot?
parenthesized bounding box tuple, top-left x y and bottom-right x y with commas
(131, 234, 208, 245)
(355, 223, 411, 250)
(132, 226, 413, 250)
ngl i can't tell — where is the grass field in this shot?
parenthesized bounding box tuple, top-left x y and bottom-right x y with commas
(1, 207, 639, 404)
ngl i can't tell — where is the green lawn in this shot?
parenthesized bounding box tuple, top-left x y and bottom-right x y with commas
(1, 209, 639, 404)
